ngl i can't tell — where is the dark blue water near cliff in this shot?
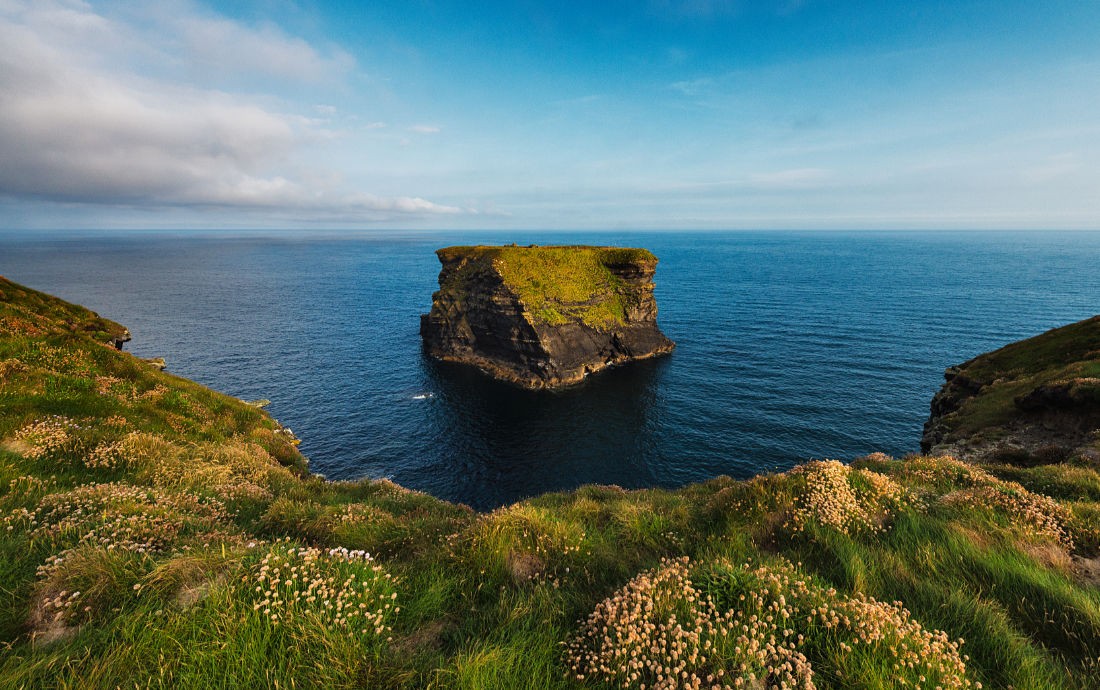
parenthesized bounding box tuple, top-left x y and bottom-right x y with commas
(2, 231, 1098, 509)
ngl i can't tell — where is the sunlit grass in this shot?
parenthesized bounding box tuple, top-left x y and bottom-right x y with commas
(435, 245, 656, 328)
(2, 276, 1099, 688)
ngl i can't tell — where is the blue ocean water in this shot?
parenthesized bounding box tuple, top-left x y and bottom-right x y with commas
(2, 230, 1097, 509)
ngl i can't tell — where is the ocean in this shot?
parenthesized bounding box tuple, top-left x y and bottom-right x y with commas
(2, 230, 1097, 509)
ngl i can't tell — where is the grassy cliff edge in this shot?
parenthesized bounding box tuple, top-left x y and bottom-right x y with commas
(1, 277, 1098, 689)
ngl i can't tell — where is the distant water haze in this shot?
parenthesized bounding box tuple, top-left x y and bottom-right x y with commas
(3, 230, 1097, 509)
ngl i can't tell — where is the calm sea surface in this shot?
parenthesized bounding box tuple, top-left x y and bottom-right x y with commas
(2, 230, 1097, 508)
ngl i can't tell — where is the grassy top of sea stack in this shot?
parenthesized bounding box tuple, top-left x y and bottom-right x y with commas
(436, 245, 657, 328)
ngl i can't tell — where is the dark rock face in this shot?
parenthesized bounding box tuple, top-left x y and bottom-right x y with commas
(920, 366, 983, 453)
(420, 246, 675, 389)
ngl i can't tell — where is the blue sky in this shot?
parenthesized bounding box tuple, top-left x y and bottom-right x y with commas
(1, 0, 1098, 230)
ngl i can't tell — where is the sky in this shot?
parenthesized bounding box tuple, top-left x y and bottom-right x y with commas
(1, 0, 1098, 231)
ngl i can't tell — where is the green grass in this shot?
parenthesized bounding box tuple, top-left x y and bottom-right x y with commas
(434, 245, 656, 328)
(1, 277, 1100, 688)
(933, 315, 1100, 447)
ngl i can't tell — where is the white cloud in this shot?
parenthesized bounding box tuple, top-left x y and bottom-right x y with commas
(670, 77, 713, 96)
(169, 11, 355, 84)
(0, 0, 462, 220)
(409, 125, 441, 134)
(748, 168, 831, 190)
(345, 193, 462, 215)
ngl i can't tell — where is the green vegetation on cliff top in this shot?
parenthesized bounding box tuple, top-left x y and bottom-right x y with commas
(437, 245, 657, 328)
(1, 276, 1099, 689)
(932, 316, 1100, 447)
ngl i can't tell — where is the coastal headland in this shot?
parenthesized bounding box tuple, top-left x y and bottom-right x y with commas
(0, 276, 1098, 689)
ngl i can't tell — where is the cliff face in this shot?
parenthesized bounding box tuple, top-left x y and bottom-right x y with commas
(921, 315, 1100, 463)
(420, 245, 675, 388)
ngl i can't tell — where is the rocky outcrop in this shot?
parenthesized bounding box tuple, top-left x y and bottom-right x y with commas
(420, 245, 675, 389)
(920, 366, 983, 452)
(921, 316, 1100, 463)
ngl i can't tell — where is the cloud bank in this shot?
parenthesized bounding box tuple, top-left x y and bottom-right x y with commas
(0, 0, 462, 222)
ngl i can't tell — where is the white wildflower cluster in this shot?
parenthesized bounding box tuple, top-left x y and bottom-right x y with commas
(41, 589, 84, 621)
(939, 482, 1073, 548)
(15, 482, 228, 582)
(133, 384, 170, 402)
(730, 560, 975, 689)
(24, 343, 91, 374)
(25, 482, 227, 542)
(94, 375, 125, 396)
(2, 506, 37, 532)
(6, 473, 54, 497)
(853, 467, 907, 506)
(566, 557, 978, 690)
(140, 440, 290, 507)
(893, 456, 995, 493)
(895, 456, 1073, 547)
(565, 556, 812, 690)
(786, 461, 907, 536)
(10, 416, 88, 460)
(22, 482, 233, 622)
(248, 544, 398, 637)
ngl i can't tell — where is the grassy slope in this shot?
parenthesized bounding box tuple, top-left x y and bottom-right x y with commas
(0, 277, 1098, 689)
(933, 316, 1100, 448)
(437, 246, 655, 328)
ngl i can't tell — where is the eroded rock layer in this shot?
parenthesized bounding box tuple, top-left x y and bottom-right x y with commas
(420, 245, 675, 389)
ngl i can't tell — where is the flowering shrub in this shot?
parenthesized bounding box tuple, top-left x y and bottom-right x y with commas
(9, 416, 89, 460)
(890, 456, 996, 493)
(565, 556, 812, 690)
(863, 455, 1076, 547)
(246, 544, 398, 637)
(785, 461, 907, 536)
(566, 557, 978, 690)
(10, 483, 231, 593)
(939, 482, 1073, 548)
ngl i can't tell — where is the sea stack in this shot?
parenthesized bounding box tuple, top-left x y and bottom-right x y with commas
(420, 245, 675, 389)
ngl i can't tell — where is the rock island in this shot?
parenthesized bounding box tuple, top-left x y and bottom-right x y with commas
(420, 245, 675, 388)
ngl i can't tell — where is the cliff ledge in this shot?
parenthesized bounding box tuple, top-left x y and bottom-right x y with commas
(922, 315, 1100, 463)
(420, 245, 675, 388)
